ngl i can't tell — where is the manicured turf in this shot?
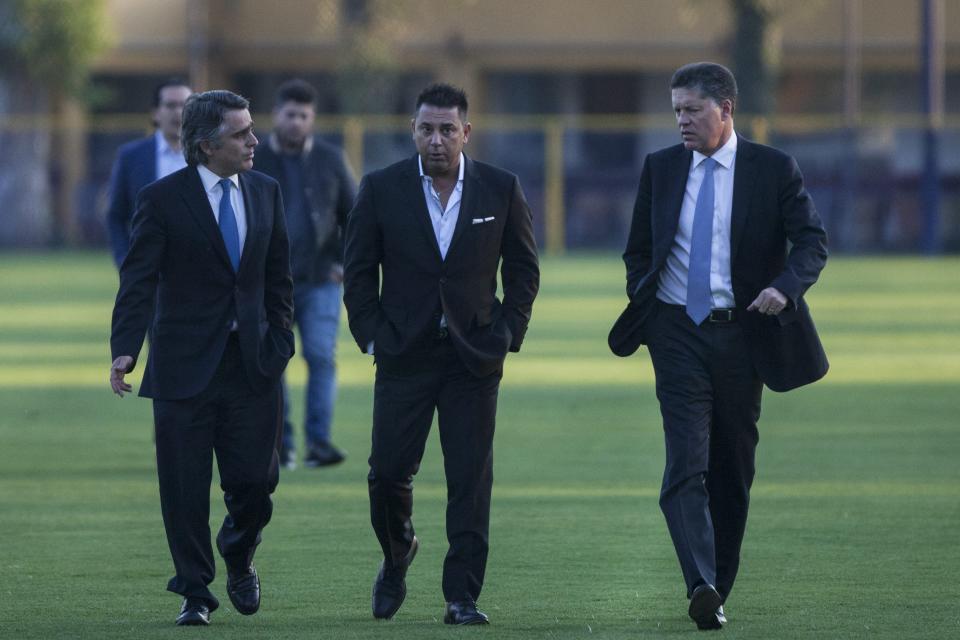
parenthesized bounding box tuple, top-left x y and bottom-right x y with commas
(0, 252, 958, 639)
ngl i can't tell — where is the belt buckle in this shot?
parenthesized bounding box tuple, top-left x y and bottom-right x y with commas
(436, 327, 449, 340)
(709, 309, 734, 323)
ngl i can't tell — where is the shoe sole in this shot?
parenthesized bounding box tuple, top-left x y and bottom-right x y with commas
(688, 586, 722, 628)
(176, 614, 209, 626)
(443, 616, 490, 625)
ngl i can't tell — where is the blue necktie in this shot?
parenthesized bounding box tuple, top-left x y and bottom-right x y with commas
(686, 158, 716, 325)
(218, 178, 241, 272)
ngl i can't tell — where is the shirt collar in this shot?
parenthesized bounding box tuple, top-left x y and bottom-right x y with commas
(418, 152, 465, 183)
(693, 130, 738, 170)
(155, 130, 180, 156)
(197, 164, 239, 194)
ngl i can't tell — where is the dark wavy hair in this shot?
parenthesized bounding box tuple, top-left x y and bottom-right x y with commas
(181, 90, 250, 166)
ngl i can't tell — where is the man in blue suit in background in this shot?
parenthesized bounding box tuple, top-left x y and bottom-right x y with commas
(106, 78, 192, 267)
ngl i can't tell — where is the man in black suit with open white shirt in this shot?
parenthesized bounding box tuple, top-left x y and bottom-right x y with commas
(343, 83, 539, 626)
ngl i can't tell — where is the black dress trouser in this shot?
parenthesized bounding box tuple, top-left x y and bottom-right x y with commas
(368, 337, 501, 603)
(647, 301, 763, 602)
(152, 334, 281, 609)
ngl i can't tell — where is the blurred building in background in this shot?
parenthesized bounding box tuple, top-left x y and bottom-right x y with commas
(4, 0, 959, 252)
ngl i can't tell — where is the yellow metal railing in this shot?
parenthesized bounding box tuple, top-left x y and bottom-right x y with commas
(2, 112, 958, 252)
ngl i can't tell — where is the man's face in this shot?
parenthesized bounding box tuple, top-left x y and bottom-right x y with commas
(202, 108, 258, 177)
(412, 104, 470, 177)
(671, 87, 732, 156)
(273, 100, 315, 149)
(154, 85, 191, 143)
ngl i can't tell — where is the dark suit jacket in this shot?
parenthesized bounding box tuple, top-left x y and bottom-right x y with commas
(253, 135, 357, 284)
(110, 166, 295, 400)
(106, 135, 157, 267)
(609, 136, 829, 392)
(343, 154, 540, 378)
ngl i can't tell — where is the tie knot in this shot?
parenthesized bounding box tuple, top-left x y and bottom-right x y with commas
(219, 178, 232, 193)
(701, 157, 717, 174)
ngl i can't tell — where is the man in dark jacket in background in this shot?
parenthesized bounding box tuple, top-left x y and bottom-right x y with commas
(254, 79, 357, 469)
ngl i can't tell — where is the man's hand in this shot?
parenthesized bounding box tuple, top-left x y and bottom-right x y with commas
(747, 287, 789, 316)
(110, 356, 134, 397)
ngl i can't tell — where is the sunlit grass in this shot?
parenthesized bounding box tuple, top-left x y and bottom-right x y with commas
(1, 251, 958, 639)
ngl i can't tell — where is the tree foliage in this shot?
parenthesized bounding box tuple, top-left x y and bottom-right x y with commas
(0, 0, 109, 96)
(729, 0, 782, 117)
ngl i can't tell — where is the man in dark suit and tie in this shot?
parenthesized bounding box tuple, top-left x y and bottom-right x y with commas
(106, 78, 192, 267)
(109, 90, 295, 626)
(609, 62, 828, 630)
(343, 83, 539, 625)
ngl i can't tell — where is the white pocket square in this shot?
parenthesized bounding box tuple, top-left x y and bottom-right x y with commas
(471, 216, 495, 224)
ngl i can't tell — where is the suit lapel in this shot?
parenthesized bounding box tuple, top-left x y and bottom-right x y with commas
(397, 155, 443, 260)
(658, 145, 692, 260)
(445, 155, 478, 258)
(238, 172, 260, 274)
(145, 135, 159, 181)
(180, 167, 234, 271)
(730, 135, 756, 265)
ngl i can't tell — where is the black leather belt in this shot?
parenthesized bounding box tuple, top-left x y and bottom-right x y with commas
(663, 303, 737, 323)
(706, 308, 736, 323)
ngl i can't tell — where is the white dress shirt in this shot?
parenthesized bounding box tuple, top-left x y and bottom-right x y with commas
(365, 154, 467, 355)
(657, 132, 738, 309)
(419, 152, 465, 260)
(155, 131, 187, 180)
(197, 164, 247, 256)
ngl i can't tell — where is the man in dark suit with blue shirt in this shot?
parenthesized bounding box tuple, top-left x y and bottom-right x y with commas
(344, 83, 539, 626)
(106, 78, 192, 267)
(109, 90, 294, 626)
(609, 62, 828, 630)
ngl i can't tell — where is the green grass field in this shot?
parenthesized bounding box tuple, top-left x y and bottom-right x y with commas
(1, 252, 958, 639)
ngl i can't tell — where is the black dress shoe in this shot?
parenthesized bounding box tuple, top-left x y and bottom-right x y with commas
(688, 584, 723, 630)
(226, 564, 261, 615)
(444, 599, 489, 625)
(176, 598, 211, 626)
(372, 536, 418, 619)
(304, 441, 346, 467)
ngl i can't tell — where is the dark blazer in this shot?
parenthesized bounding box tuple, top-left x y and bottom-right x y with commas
(111, 166, 295, 400)
(609, 136, 829, 392)
(343, 154, 540, 378)
(253, 135, 357, 284)
(106, 135, 158, 267)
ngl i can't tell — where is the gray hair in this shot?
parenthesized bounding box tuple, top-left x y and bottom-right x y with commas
(670, 62, 738, 112)
(181, 90, 250, 166)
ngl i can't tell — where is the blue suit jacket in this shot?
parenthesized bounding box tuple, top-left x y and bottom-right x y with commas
(106, 135, 157, 267)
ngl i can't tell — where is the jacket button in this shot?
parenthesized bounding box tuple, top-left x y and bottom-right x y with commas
(439, 277, 447, 285)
